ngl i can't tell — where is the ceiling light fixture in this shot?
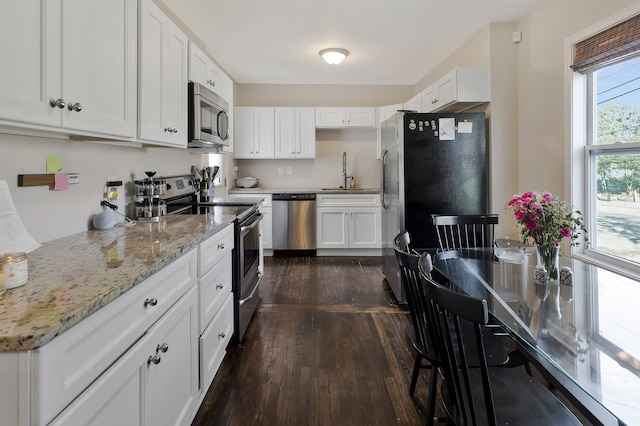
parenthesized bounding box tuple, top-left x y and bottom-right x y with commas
(319, 48, 349, 65)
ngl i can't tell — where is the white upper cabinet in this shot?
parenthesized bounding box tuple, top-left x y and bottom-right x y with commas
(274, 107, 315, 159)
(138, 0, 189, 147)
(188, 42, 225, 99)
(421, 67, 490, 113)
(403, 94, 422, 113)
(0, 0, 137, 138)
(233, 107, 275, 159)
(315, 107, 376, 128)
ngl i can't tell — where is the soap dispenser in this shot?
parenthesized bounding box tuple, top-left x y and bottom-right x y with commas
(349, 176, 356, 189)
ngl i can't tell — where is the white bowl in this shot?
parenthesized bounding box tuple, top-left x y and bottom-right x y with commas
(237, 177, 259, 188)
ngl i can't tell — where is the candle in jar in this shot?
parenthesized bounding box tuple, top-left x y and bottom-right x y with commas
(0, 252, 29, 289)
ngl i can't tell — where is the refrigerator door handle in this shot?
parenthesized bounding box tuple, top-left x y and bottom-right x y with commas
(380, 149, 388, 211)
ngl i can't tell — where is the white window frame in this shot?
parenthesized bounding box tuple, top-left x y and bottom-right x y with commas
(567, 2, 640, 280)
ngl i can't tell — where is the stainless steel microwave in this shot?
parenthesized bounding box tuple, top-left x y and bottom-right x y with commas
(188, 82, 229, 151)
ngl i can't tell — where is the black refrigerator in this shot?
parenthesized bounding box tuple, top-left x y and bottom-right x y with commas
(380, 112, 488, 303)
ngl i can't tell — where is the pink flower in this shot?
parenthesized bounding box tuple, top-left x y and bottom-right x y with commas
(525, 220, 537, 230)
(560, 228, 572, 238)
(514, 210, 526, 220)
(532, 201, 542, 211)
(542, 192, 553, 203)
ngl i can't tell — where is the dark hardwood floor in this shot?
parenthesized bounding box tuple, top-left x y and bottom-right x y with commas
(192, 256, 437, 425)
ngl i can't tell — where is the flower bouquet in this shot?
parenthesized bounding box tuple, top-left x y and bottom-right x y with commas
(507, 191, 586, 280)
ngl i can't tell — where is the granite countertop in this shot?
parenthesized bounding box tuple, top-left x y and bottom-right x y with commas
(229, 187, 380, 194)
(0, 210, 240, 352)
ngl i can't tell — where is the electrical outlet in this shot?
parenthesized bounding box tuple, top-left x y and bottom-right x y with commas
(68, 173, 80, 184)
(286, 166, 292, 175)
(277, 166, 284, 175)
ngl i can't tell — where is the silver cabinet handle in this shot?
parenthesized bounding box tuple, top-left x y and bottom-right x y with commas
(49, 98, 66, 109)
(164, 127, 178, 133)
(157, 343, 169, 353)
(67, 102, 82, 112)
(218, 332, 226, 339)
(173, 128, 178, 133)
(207, 79, 215, 86)
(218, 243, 225, 250)
(144, 298, 158, 307)
(147, 354, 161, 365)
(216, 283, 224, 290)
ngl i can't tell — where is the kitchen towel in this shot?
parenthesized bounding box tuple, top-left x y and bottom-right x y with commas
(53, 173, 69, 191)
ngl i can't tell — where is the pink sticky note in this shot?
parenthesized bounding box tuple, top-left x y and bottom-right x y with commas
(53, 173, 69, 191)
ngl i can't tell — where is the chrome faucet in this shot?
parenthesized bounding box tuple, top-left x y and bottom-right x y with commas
(342, 151, 351, 188)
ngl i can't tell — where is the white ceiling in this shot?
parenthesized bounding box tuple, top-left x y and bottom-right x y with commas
(160, 0, 546, 86)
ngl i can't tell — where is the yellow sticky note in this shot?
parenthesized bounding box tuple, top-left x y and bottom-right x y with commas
(46, 156, 62, 172)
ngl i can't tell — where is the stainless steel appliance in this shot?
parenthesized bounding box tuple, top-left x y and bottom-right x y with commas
(380, 112, 488, 303)
(188, 82, 229, 151)
(272, 193, 317, 254)
(156, 174, 262, 343)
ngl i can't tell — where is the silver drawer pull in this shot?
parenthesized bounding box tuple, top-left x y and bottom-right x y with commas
(217, 243, 225, 250)
(49, 98, 65, 109)
(147, 354, 161, 365)
(144, 298, 158, 307)
(218, 332, 226, 339)
(216, 283, 224, 290)
(157, 343, 169, 353)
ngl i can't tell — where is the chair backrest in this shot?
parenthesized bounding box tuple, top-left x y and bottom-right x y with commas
(393, 232, 439, 361)
(421, 272, 496, 426)
(431, 214, 499, 251)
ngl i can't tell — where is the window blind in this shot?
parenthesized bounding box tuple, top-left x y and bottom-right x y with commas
(572, 14, 640, 73)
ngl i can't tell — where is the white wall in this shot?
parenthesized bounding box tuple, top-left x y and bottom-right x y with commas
(0, 132, 207, 242)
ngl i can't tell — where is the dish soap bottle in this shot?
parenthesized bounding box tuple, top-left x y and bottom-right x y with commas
(349, 176, 356, 189)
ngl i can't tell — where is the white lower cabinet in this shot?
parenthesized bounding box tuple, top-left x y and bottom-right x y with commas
(316, 194, 381, 249)
(0, 225, 239, 425)
(51, 287, 199, 426)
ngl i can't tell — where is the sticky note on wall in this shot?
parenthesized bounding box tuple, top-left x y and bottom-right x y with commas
(46, 156, 62, 172)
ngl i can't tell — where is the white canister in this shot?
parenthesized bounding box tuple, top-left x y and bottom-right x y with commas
(0, 252, 29, 289)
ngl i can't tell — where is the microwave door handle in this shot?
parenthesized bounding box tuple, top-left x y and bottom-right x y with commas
(218, 110, 229, 141)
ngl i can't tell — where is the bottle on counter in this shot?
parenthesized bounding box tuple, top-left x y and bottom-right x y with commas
(349, 176, 356, 189)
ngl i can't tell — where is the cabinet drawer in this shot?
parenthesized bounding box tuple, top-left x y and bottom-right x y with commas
(199, 224, 234, 276)
(198, 251, 232, 332)
(31, 249, 197, 425)
(317, 194, 381, 207)
(199, 293, 234, 393)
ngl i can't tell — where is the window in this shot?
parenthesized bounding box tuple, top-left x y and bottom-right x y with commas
(570, 9, 640, 273)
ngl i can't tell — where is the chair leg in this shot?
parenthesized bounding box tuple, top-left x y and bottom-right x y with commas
(425, 365, 438, 426)
(410, 353, 423, 395)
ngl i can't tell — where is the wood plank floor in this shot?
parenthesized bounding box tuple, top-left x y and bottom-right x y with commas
(192, 256, 438, 425)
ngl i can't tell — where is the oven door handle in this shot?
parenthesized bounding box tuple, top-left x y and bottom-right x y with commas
(239, 273, 261, 306)
(240, 213, 263, 234)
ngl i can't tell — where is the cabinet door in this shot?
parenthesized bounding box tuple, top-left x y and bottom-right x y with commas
(61, 0, 137, 137)
(315, 107, 345, 127)
(261, 206, 273, 249)
(349, 207, 381, 249)
(0, 1, 60, 127)
(345, 108, 376, 127)
(254, 107, 275, 158)
(403, 94, 422, 113)
(274, 107, 296, 158)
(139, 0, 188, 147)
(317, 208, 348, 248)
(145, 288, 199, 426)
(295, 107, 316, 158)
(421, 85, 439, 113)
(233, 107, 255, 158)
(188, 42, 220, 91)
(436, 70, 457, 108)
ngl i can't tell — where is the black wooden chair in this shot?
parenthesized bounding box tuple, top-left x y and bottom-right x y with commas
(393, 231, 526, 425)
(421, 273, 582, 426)
(394, 232, 442, 425)
(431, 214, 499, 251)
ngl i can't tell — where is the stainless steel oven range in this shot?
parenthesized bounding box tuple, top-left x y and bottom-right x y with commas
(157, 174, 262, 343)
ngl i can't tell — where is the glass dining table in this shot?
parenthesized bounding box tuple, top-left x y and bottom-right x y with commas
(429, 247, 639, 426)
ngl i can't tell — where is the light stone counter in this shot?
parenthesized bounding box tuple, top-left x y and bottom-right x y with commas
(0, 211, 238, 351)
(229, 187, 380, 194)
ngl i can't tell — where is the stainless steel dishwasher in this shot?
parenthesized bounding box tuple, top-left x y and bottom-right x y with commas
(272, 193, 317, 254)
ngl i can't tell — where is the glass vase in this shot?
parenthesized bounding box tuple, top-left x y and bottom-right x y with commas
(536, 244, 560, 282)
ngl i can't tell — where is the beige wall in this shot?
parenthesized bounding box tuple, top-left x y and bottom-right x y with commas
(3, 0, 639, 244)
(0, 132, 207, 242)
